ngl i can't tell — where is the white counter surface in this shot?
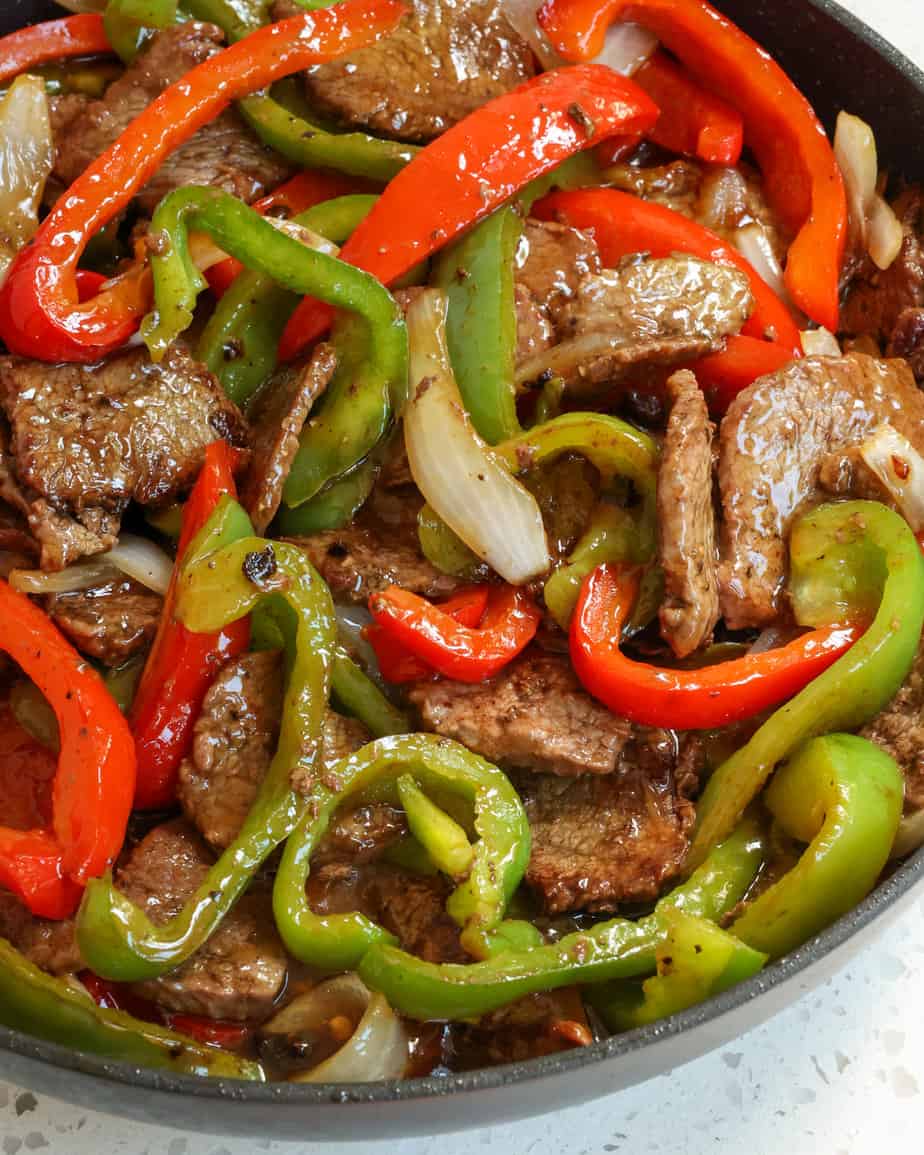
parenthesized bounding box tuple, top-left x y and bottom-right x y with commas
(2, 0, 923, 1149)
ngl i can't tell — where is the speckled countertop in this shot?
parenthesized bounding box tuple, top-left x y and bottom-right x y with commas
(2, 0, 923, 1150)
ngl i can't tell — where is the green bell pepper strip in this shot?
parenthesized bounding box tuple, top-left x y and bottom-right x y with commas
(417, 502, 484, 579)
(104, 0, 178, 63)
(331, 647, 409, 737)
(0, 938, 263, 1079)
(198, 194, 378, 406)
(77, 521, 337, 982)
(397, 773, 475, 878)
(359, 816, 765, 1021)
(273, 734, 531, 971)
(274, 455, 379, 535)
(183, 0, 268, 41)
(689, 500, 924, 869)
(732, 733, 903, 958)
(588, 909, 767, 1032)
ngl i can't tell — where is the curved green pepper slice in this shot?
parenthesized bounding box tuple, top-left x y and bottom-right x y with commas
(690, 500, 924, 869)
(273, 734, 531, 971)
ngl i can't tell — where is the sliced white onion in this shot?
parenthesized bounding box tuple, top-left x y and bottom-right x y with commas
(265, 976, 408, 1084)
(800, 327, 842, 357)
(501, 0, 657, 75)
(733, 223, 789, 302)
(404, 289, 550, 585)
(500, 0, 563, 68)
(859, 425, 924, 533)
(106, 533, 174, 595)
(834, 111, 903, 271)
(0, 76, 54, 287)
(892, 810, 924, 860)
(9, 557, 121, 595)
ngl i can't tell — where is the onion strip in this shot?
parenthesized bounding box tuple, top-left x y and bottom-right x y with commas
(859, 425, 924, 534)
(9, 534, 173, 597)
(834, 111, 903, 271)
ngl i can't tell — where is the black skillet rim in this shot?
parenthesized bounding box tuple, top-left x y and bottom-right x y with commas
(2, 0, 924, 1111)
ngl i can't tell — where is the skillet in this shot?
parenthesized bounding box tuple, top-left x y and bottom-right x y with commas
(0, 0, 923, 1138)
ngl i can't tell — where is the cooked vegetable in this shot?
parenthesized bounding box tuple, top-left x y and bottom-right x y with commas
(834, 111, 903, 271)
(859, 425, 924, 533)
(0, 76, 53, 285)
(0, 14, 111, 85)
(365, 586, 490, 684)
(103, 0, 177, 63)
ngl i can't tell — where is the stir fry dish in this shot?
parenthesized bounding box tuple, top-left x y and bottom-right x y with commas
(0, 0, 921, 1086)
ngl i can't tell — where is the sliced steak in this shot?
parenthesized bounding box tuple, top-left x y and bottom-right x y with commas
(841, 187, 924, 345)
(240, 344, 337, 534)
(274, 0, 534, 143)
(0, 344, 246, 570)
(717, 353, 924, 629)
(0, 893, 82, 975)
(48, 578, 162, 667)
(517, 257, 753, 390)
(117, 820, 287, 1021)
(517, 738, 698, 913)
(861, 640, 924, 813)
(408, 650, 636, 776)
(657, 370, 719, 657)
(888, 307, 924, 383)
(178, 650, 371, 851)
(54, 23, 290, 214)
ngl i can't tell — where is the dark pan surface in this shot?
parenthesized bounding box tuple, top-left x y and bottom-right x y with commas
(1, 0, 924, 1138)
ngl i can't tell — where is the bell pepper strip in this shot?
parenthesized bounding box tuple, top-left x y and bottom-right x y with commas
(533, 188, 801, 355)
(693, 334, 797, 413)
(396, 774, 475, 878)
(273, 733, 531, 970)
(570, 563, 860, 731)
(205, 171, 372, 298)
(275, 453, 380, 536)
(496, 411, 661, 560)
(104, 0, 178, 64)
(416, 502, 485, 581)
(633, 50, 744, 165)
(0, 939, 263, 1079)
(368, 585, 541, 684)
(330, 649, 410, 737)
(130, 444, 251, 810)
(0, 0, 405, 364)
(689, 500, 924, 870)
(537, 0, 847, 330)
(732, 733, 902, 959)
(198, 193, 378, 407)
(0, 15, 112, 87)
(359, 815, 764, 1021)
(588, 908, 767, 1032)
(77, 520, 337, 982)
(279, 64, 659, 362)
(0, 582, 135, 919)
(365, 586, 490, 685)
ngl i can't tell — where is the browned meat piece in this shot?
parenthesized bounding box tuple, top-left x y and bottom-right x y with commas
(657, 370, 719, 658)
(0, 893, 82, 975)
(54, 24, 290, 214)
(0, 344, 246, 570)
(273, 0, 534, 144)
(48, 578, 162, 666)
(178, 650, 371, 850)
(313, 805, 408, 867)
(48, 93, 92, 167)
(515, 284, 556, 364)
(363, 867, 467, 963)
(888, 307, 924, 383)
(240, 345, 337, 534)
(717, 353, 924, 629)
(841, 188, 924, 344)
(516, 257, 753, 390)
(117, 820, 288, 1020)
(445, 991, 590, 1069)
(517, 746, 698, 913)
(861, 641, 924, 813)
(408, 650, 636, 776)
(0, 501, 37, 559)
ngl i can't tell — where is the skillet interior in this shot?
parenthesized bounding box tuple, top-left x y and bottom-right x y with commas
(0, 0, 923, 1138)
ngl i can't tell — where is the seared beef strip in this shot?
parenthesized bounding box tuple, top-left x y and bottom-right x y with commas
(178, 650, 374, 852)
(241, 344, 337, 534)
(48, 578, 162, 666)
(516, 256, 753, 390)
(54, 24, 290, 215)
(409, 650, 637, 777)
(861, 640, 924, 813)
(117, 820, 288, 1021)
(888, 307, 924, 383)
(516, 733, 700, 912)
(0, 893, 83, 975)
(717, 353, 924, 629)
(274, 0, 534, 143)
(0, 344, 246, 570)
(657, 370, 719, 657)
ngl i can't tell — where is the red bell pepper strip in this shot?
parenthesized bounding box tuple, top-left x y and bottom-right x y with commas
(633, 50, 744, 165)
(130, 442, 250, 810)
(0, 582, 136, 918)
(164, 1015, 251, 1049)
(368, 585, 541, 684)
(570, 564, 860, 730)
(0, 14, 111, 86)
(365, 586, 490, 684)
(205, 170, 369, 298)
(694, 334, 797, 413)
(538, 0, 847, 330)
(0, 0, 405, 365)
(534, 187, 801, 354)
(279, 64, 659, 361)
